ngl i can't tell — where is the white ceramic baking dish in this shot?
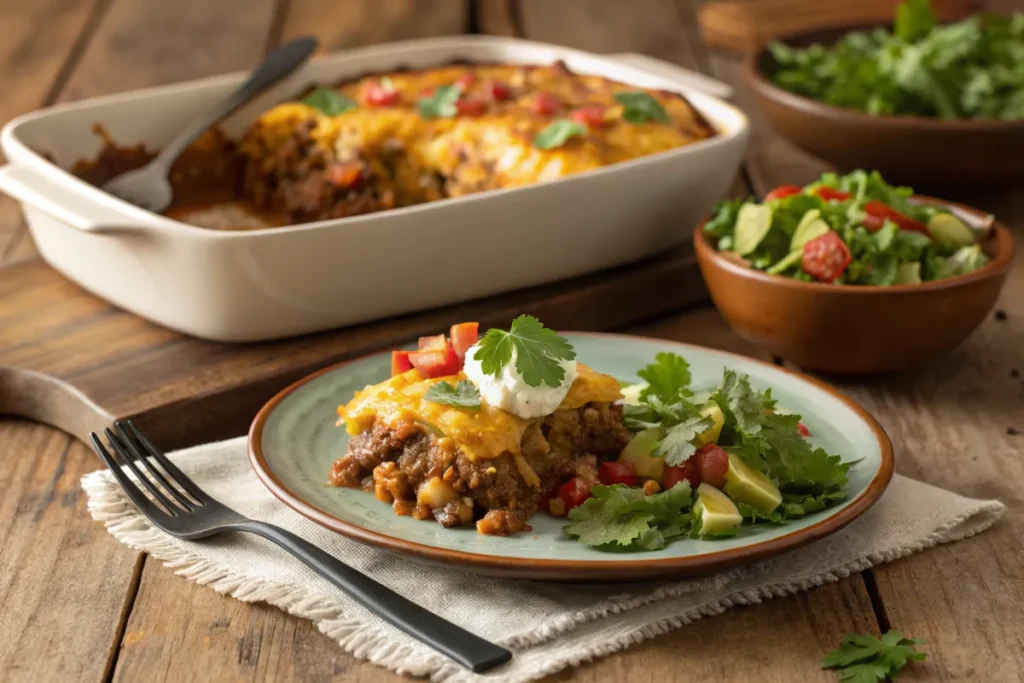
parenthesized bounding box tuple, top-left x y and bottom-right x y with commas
(0, 36, 748, 342)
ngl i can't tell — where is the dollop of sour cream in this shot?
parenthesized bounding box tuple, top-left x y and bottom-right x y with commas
(462, 343, 577, 419)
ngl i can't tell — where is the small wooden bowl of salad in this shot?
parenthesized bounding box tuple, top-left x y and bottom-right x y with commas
(693, 170, 1015, 374)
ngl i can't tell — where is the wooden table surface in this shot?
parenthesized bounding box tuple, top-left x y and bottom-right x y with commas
(1, 1, 1020, 681)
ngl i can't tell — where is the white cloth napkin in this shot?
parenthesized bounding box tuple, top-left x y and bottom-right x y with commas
(82, 437, 1004, 683)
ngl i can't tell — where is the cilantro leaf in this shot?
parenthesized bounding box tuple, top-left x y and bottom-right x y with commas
(713, 368, 773, 437)
(473, 315, 576, 388)
(302, 87, 357, 116)
(637, 352, 692, 403)
(564, 483, 694, 550)
(822, 631, 927, 682)
(657, 415, 713, 466)
(423, 380, 481, 409)
(533, 119, 587, 149)
(614, 91, 670, 123)
(418, 84, 462, 119)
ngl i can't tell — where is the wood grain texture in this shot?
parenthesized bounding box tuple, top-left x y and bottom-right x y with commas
(280, 0, 467, 50)
(0, 420, 139, 682)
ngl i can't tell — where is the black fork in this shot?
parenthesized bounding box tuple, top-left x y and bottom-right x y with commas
(90, 420, 512, 673)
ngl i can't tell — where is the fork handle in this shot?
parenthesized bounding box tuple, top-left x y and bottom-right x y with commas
(233, 520, 512, 673)
(152, 36, 318, 171)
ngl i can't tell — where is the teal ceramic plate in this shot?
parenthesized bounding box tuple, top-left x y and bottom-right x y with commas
(249, 333, 893, 581)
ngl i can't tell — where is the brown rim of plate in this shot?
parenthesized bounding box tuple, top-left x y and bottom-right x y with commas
(248, 332, 895, 581)
(742, 35, 1024, 131)
(695, 196, 1016, 295)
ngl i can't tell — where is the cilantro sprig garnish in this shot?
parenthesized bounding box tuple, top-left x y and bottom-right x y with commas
(614, 91, 670, 124)
(473, 315, 576, 388)
(423, 380, 481, 409)
(418, 84, 462, 119)
(533, 119, 587, 149)
(563, 482, 694, 550)
(302, 87, 357, 116)
(821, 631, 927, 682)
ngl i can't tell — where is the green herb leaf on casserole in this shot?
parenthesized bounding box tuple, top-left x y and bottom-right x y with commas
(423, 380, 482, 409)
(614, 91, 671, 124)
(302, 88, 357, 116)
(418, 84, 463, 119)
(533, 119, 588, 149)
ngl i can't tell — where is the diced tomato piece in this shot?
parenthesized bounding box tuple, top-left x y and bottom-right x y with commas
(798, 422, 811, 437)
(408, 346, 461, 378)
(531, 92, 561, 116)
(326, 161, 364, 190)
(802, 231, 852, 283)
(363, 82, 401, 106)
(694, 443, 729, 489)
(418, 334, 448, 351)
(863, 214, 886, 233)
(569, 105, 606, 128)
(488, 81, 512, 101)
(449, 322, 479, 360)
(456, 73, 475, 89)
(598, 461, 637, 487)
(558, 477, 592, 511)
(764, 185, 801, 202)
(813, 186, 852, 202)
(391, 350, 414, 376)
(663, 460, 701, 490)
(864, 200, 928, 234)
(456, 96, 487, 116)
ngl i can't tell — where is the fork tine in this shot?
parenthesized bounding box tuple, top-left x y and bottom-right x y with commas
(90, 433, 169, 521)
(112, 423, 196, 511)
(119, 420, 211, 503)
(107, 427, 192, 513)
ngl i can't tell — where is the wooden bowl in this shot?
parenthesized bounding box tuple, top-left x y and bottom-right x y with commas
(742, 26, 1024, 188)
(693, 198, 1015, 374)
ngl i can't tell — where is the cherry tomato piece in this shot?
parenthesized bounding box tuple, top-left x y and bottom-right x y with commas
(418, 334, 448, 351)
(531, 92, 561, 115)
(864, 200, 928, 234)
(798, 422, 811, 437)
(558, 477, 592, 511)
(813, 187, 852, 202)
(456, 96, 487, 116)
(863, 214, 886, 233)
(488, 81, 512, 101)
(764, 185, 801, 202)
(408, 346, 461, 378)
(802, 231, 852, 283)
(391, 351, 413, 376)
(598, 461, 637, 487)
(569, 105, 606, 128)
(663, 460, 701, 490)
(449, 322, 479, 360)
(695, 443, 729, 489)
(364, 82, 401, 106)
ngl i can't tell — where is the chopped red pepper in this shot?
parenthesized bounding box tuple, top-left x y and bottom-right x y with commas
(764, 185, 801, 202)
(813, 187, 852, 202)
(408, 346, 461, 378)
(802, 230, 853, 283)
(449, 323, 479, 360)
(418, 334, 448, 351)
(798, 422, 811, 437)
(363, 81, 401, 106)
(488, 81, 512, 101)
(456, 96, 487, 116)
(391, 351, 414, 376)
(531, 92, 561, 116)
(558, 477, 592, 511)
(864, 200, 928, 234)
(569, 105, 606, 128)
(598, 461, 637, 487)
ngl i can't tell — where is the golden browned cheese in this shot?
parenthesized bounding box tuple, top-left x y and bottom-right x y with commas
(339, 364, 623, 461)
(238, 62, 716, 206)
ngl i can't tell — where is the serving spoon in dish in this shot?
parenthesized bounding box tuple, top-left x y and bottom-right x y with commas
(102, 36, 318, 213)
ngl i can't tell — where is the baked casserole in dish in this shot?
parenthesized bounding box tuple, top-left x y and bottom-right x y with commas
(0, 37, 748, 342)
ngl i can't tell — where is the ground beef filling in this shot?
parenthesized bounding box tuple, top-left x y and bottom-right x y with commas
(328, 403, 630, 535)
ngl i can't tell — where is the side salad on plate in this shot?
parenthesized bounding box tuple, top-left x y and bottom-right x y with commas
(703, 170, 990, 285)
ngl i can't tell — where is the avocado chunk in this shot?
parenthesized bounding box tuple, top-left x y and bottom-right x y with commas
(697, 402, 725, 445)
(694, 483, 743, 536)
(723, 453, 783, 513)
(618, 429, 665, 483)
(734, 203, 773, 256)
(790, 209, 831, 250)
(895, 262, 922, 284)
(928, 213, 976, 249)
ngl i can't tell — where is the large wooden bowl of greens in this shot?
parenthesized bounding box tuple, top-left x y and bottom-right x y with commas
(742, 2, 1024, 187)
(693, 171, 1015, 374)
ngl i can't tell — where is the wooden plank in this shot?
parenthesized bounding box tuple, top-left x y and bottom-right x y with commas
(279, 0, 467, 49)
(0, 0, 107, 262)
(0, 420, 139, 682)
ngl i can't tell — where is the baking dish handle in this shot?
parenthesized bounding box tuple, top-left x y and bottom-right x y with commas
(0, 164, 146, 234)
(608, 52, 733, 100)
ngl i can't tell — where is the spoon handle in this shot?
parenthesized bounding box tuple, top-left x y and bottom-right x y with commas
(154, 36, 318, 169)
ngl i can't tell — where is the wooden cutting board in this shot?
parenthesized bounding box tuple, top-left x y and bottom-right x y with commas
(698, 0, 981, 53)
(0, 247, 707, 449)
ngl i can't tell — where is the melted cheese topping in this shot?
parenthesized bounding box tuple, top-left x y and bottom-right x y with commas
(339, 364, 622, 461)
